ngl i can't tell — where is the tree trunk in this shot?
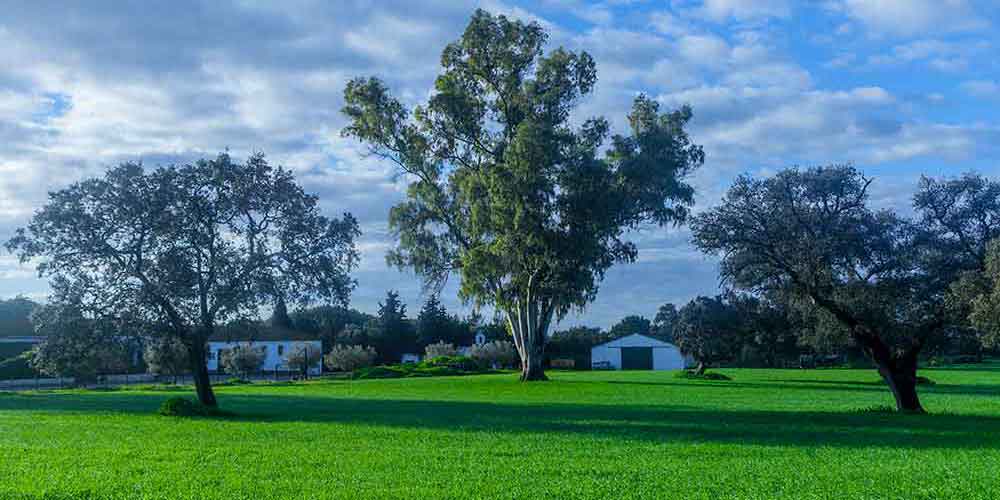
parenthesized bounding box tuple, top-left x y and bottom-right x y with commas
(506, 297, 554, 382)
(859, 332, 924, 413)
(520, 338, 547, 381)
(188, 341, 218, 407)
(694, 361, 706, 375)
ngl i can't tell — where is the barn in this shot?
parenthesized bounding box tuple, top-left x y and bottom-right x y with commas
(591, 334, 689, 371)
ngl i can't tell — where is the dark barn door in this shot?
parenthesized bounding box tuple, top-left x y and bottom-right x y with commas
(620, 347, 653, 370)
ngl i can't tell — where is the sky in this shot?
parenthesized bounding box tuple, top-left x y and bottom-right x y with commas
(0, 0, 998, 329)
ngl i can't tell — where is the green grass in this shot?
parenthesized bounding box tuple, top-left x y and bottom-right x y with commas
(2, 364, 1000, 499)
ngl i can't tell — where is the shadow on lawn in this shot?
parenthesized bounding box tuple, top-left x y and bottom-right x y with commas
(603, 378, 1000, 398)
(2, 389, 1000, 451)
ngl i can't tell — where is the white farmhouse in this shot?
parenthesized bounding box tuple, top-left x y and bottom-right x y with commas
(207, 340, 322, 375)
(591, 334, 690, 371)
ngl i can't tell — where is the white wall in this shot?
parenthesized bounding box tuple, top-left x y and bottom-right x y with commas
(590, 334, 688, 371)
(208, 340, 322, 375)
(590, 345, 622, 369)
(652, 346, 686, 370)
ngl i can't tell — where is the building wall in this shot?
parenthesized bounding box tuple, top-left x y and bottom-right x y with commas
(591, 334, 688, 371)
(208, 340, 322, 375)
(652, 346, 686, 370)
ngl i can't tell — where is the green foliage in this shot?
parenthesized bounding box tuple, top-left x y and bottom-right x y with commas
(143, 337, 190, 380)
(7, 152, 361, 406)
(674, 296, 743, 369)
(0, 296, 38, 338)
(219, 343, 265, 379)
(424, 341, 458, 358)
(157, 396, 231, 417)
(352, 355, 489, 379)
(674, 370, 732, 381)
(0, 344, 35, 380)
(342, 9, 703, 379)
(468, 340, 518, 368)
(27, 303, 134, 383)
(283, 343, 321, 374)
(324, 344, 377, 372)
(366, 290, 417, 363)
(608, 315, 651, 339)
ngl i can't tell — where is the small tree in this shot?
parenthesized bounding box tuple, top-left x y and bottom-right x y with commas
(342, 10, 703, 381)
(673, 296, 742, 374)
(425, 341, 458, 358)
(469, 340, 518, 369)
(284, 343, 322, 377)
(219, 343, 265, 379)
(324, 344, 378, 372)
(143, 336, 190, 383)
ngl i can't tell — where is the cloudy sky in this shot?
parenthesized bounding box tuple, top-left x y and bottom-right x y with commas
(0, 0, 998, 329)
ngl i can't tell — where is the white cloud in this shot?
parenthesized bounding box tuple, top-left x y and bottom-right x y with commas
(688, 0, 792, 22)
(841, 0, 988, 36)
(960, 80, 1000, 98)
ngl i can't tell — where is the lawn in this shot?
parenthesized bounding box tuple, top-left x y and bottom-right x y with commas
(2, 365, 1000, 500)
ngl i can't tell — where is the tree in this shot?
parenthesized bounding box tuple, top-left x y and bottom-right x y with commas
(608, 315, 652, 340)
(673, 296, 742, 374)
(416, 294, 462, 347)
(547, 325, 607, 368)
(8, 153, 361, 406)
(143, 336, 191, 383)
(324, 344, 377, 372)
(219, 343, 265, 379)
(342, 10, 703, 380)
(367, 290, 416, 363)
(915, 173, 1000, 352)
(283, 343, 322, 377)
(28, 300, 134, 384)
(691, 165, 943, 412)
(652, 303, 679, 343)
(0, 296, 38, 338)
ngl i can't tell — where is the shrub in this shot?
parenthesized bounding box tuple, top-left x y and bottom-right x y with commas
(219, 343, 265, 378)
(424, 341, 458, 358)
(674, 370, 732, 381)
(143, 337, 190, 382)
(352, 366, 407, 380)
(916, 376, 936, 386)
(422, 355, 479, 371)
(283, 343, 322, 374)
(158, 397, 207, 416)
(224, 377, 251, 385)
(468, 340, 518, 369)
(325, 344, 377, 372)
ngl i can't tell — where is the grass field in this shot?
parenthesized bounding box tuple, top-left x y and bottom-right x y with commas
(2, 365, 1000, 500)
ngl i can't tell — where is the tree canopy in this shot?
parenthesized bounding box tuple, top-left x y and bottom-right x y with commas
(342, 9, 703, 380)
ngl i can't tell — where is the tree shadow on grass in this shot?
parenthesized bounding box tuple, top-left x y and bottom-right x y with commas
(604, 378, 1000, 398)
(2, 389, 1000, 451)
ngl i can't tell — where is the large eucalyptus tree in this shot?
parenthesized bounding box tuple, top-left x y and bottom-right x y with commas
(9, 153, 360, 406)
(342, 10, 703, 380)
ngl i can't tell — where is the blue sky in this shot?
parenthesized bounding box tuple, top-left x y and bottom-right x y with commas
(0, 0, 997, 329)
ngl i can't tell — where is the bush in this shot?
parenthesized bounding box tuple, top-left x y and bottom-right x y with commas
(674, 370, 732, 381)
(352, 366, 409, 380)
(916, 376, 936, 386)
(284, 343, 322, 374)
(224, 377, 251, 385)
(219, 343, 265, 378)
(468, 340, 518, 369)
(158, 396, 233, 417)
(325, 344, 377, 372)
(422, 355, 479, 371)
(424, 341, 458, 358)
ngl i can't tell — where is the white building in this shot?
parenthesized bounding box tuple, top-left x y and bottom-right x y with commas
(207, 340, 322, 375)
(591, 334, 690, 371)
